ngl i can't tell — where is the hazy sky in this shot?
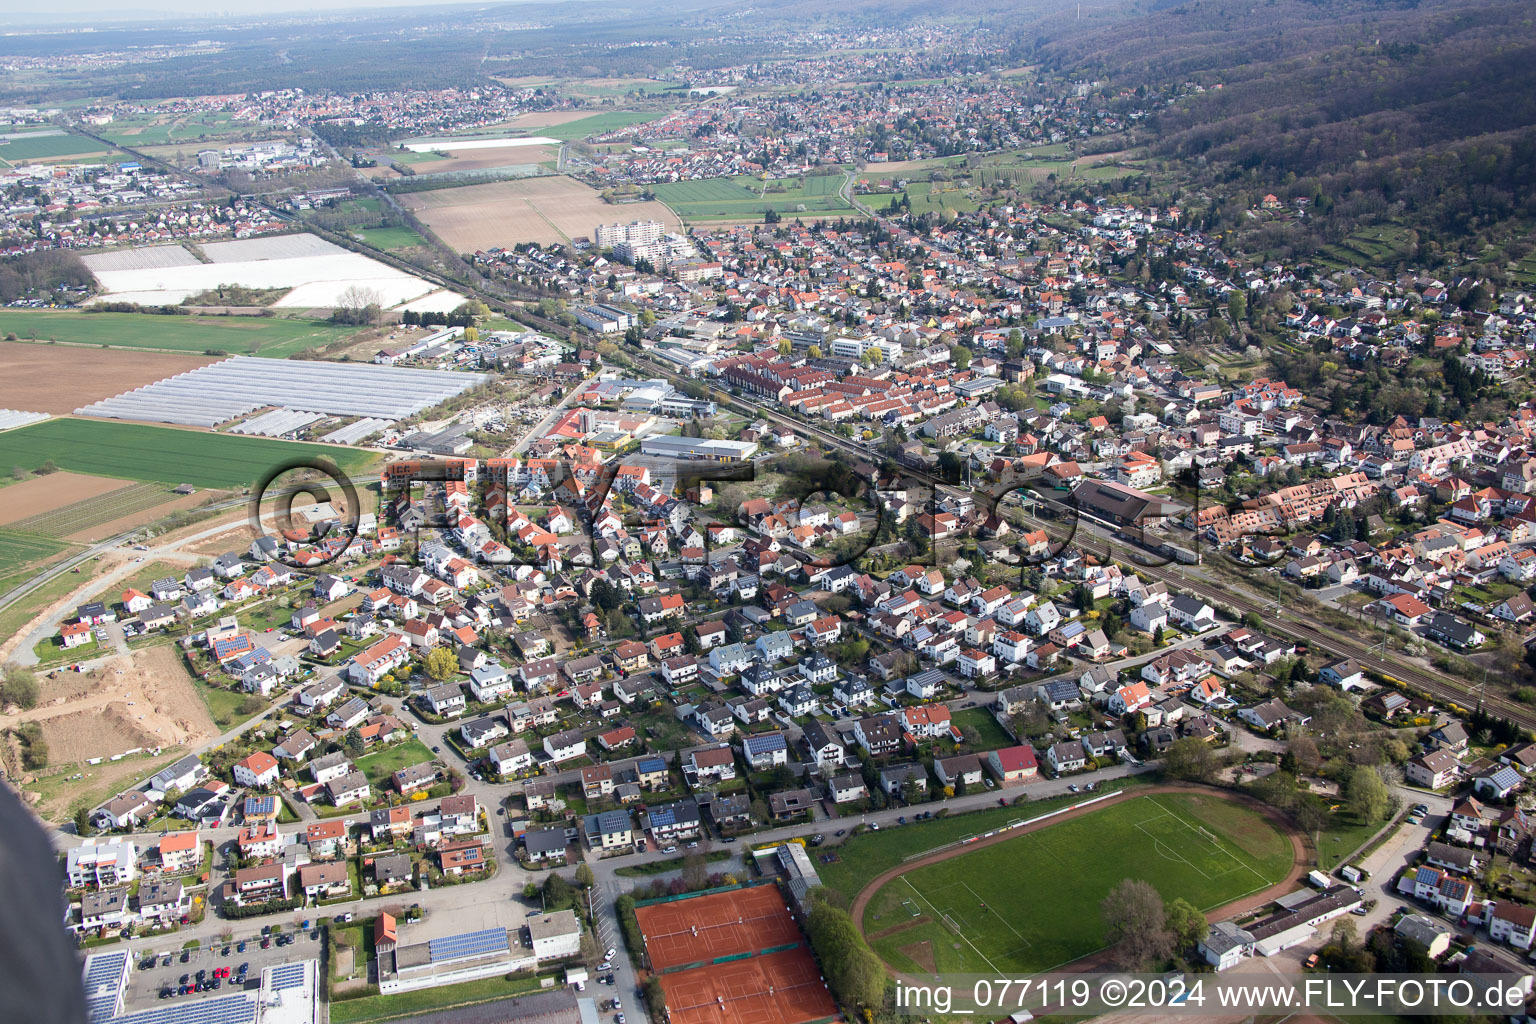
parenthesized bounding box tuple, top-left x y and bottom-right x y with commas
(5, 0, 529, 25)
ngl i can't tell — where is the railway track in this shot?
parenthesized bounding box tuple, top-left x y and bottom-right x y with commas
(626, 352, 1536, 734)
(1134, 561, 1536, 732)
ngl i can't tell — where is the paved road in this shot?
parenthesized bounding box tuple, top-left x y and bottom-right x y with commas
(6, 510, 291, 668)
(511, 368, 582, 455)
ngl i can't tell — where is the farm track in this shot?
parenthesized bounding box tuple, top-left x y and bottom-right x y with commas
(849, 785, 1308, 973)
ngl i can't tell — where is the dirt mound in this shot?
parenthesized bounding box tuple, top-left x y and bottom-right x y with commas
(37, 704, 161, 764)
(898, 940, 937, 974)
(9, 647, 215, 753)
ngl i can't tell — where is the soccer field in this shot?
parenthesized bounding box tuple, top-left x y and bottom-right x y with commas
(0, 418, 378, 491)
(860, 793, 1293, 975)
(0, 310, 366, 357)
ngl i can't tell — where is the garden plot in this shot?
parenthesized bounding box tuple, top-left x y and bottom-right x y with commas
(80, 234, 457, 311)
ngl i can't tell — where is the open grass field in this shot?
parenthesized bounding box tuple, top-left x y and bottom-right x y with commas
(0, 130, 120, 164)
(1511, 251, 1536, 289)
(903, 181, 984, 216)
(650, 173, 854, 222)
(97, 112, 263, 147)
(1315, 223, 1418, 274)
(353, 226, 430, 251)
(0, 418, 378, 491)
(401, 174, 681, 249)
(0, 310, 365, 358)
(355, 737, 438, 787)
(860, 792, 1292, 975)
(949, 706, 1015, 750)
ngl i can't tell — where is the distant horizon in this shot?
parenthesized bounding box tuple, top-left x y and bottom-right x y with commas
(0, 0, 554, 28)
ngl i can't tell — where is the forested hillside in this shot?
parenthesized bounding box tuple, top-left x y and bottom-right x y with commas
(1028, 0, 1536, 274)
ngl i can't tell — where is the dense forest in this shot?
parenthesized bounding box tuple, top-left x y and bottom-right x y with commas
(1026, 0, 1536, 270)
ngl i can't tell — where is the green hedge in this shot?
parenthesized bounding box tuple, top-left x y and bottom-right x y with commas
(221, 897, 301, 919)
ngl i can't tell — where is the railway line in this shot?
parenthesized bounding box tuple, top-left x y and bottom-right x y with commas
(40, 127, 1527, 739)
(1134, 561, 1536, 732)
(626, 351, 1536, 736)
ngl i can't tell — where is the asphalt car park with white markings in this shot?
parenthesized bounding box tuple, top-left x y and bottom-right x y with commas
(121, 926, 323, 1010)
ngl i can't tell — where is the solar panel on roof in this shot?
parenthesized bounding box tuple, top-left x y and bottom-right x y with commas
(86, 995, 119, 1024)
(268, 963, 307, 991)
(427, 927, 507, 962)
(112, 992, 256, 1024)
(83, 950, 128, 987)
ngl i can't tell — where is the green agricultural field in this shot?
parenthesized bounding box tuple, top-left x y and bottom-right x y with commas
(388, 149, 443, 166)
(0, 419, 378, 491)
(0, 131, 117, 163)
(0, 309, 367, 358)
(860, 792, 1292, 975)
(0, 529, 69, 593)
(651, 173, 854, 222)
(532, 111, 656, 141)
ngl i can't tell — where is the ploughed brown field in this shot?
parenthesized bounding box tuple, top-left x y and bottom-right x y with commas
(0, 342, 218, 415)
(401, 174, 683, 249)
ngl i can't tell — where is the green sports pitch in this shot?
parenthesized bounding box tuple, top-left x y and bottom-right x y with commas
(0, 418, 378, 491)
(860, 792, 1293, 975)
(0, 309, 367, 358)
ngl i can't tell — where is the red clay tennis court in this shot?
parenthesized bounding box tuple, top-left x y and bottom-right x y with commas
(658, 948, 838, 1024)
(634, 885, 804, 970)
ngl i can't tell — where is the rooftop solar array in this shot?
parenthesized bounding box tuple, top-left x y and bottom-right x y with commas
(111, 992, 256, 1024)
(428, 927, 508, 963)
(86, 992, 120, 1024)
(320, 418, 394, 445)
(268, 962, 307, 991)
(76, 357, 489, 428)
(82, 950, 128, 991)
(229, 409, 325, 437)
(82, 950, 129, 1024)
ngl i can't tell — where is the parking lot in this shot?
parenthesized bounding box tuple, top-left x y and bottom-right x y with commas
(120, 926, 324, 1010)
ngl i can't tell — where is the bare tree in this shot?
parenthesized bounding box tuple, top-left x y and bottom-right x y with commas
(333, 284, 384, 326)
(1101, 879, 1173, 970)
